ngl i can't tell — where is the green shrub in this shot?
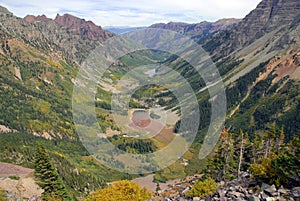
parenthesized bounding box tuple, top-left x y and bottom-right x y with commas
(185, 178, 217, 198)
(249, 157, 280, 186)
(8, 175, 20, 180)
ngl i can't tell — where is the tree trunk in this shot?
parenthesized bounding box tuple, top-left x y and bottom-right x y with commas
(238, 132, 244, 180)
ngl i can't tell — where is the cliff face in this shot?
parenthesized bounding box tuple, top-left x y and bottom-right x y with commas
(54, 14, 112, 42)
(232, 0, 300, 46)
(206, 0, 300, 56)
(24, 13, 112, 42)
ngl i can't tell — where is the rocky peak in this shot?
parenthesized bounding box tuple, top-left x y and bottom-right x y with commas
(0, 6, 12, 15)
(24, 14, 51, 23)
(54, 13, 112, 42)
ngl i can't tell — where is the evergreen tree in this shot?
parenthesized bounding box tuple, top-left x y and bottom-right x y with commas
(264, 124, 277, 158)
(251, 132, 264, 164)
(206, 132, 237, 181)
(272, 133, 300, 186)
(34, 146, 72, 201)
(155, 182, 161, 193)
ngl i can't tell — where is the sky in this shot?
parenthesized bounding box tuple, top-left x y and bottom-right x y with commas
(1, 0, 262, 27)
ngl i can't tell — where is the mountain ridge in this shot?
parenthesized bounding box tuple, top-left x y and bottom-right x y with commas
(54, 13, 113, 42)
(150, 18, 240, 39)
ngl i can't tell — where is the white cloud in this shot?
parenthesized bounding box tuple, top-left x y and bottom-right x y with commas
(1, 0, 262, 27)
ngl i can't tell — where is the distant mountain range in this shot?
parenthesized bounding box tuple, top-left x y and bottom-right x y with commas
(150, 18, 240, 38)
(104, 26, 147, 34)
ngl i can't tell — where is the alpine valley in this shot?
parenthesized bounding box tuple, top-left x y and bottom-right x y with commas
(0, 0, 299, 200)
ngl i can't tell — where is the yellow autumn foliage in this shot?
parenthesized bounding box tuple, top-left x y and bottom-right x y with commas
(185, 178, 217, 198)
(85, 180, 152, 201)
(46, 59, 62, 69)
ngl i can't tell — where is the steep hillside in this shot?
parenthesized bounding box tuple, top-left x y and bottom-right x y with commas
(1, 7, 110, 64)
(0, 7, 127, 198)
(154, 0, 300, 137)
(215, 0, 300, 135)
(148, 0, 300, 180)
(0, 7, 115, 138)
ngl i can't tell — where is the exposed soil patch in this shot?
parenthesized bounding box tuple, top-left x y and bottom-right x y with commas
(0, 163, 43, 199)
(273, 52, 300, 82)
(132, 174, 180, 192)
(0, 162, 33, 177)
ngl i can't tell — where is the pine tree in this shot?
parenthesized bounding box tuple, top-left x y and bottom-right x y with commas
(155, 182, 161, 192)
(272, 133, 300, 186)
(34, 146, 72, 201)
(248, 132, 263, 164)
(206, 132, 237, 181)
(264, 124, 277, 158)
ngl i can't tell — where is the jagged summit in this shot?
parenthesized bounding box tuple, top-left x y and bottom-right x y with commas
(23, 12, 113, 43)
(54, 13, 112, 42)
(24, 14, 51, 23)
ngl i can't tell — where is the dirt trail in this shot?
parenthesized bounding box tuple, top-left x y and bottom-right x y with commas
(132, 174, 180, 192)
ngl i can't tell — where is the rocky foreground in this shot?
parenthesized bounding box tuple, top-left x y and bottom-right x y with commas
(152, 173, 300, 201)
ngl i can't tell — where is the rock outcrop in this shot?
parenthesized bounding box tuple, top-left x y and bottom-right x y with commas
(0, 6, 12, 15)
(0, 7, 112, 64)
(54, 14, 112, 42)
(154, 173, 300, 201)
(24, 13, 113, 43)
